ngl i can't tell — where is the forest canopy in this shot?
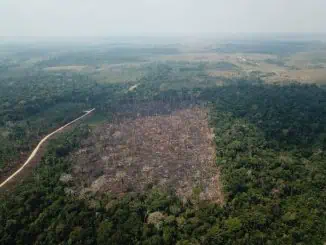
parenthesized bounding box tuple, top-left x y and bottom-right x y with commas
(1, 41, 326, 244)
(1, 80, 326, 244)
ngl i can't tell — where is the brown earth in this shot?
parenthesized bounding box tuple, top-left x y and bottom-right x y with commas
(70, 104, 224, 204)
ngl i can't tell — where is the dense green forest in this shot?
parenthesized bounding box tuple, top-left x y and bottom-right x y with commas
(1, 42, 326, 244)
(0, 67, 130, 173)
(2, 79, 326, 244)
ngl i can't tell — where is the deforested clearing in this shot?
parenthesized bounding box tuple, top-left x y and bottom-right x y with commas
(70, 103, 223, 204)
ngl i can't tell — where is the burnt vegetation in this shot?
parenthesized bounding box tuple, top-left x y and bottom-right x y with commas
(71, 102, 223, 204)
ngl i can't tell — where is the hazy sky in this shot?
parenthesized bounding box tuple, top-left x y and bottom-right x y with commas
(0, 0, 325, 36)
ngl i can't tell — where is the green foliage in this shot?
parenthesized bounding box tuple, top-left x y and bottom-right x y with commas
(0, 70, 128, 171)
(1, 51, 326, 244)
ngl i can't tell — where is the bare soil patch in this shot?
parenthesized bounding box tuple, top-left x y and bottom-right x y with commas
(71, 103, 223, 204)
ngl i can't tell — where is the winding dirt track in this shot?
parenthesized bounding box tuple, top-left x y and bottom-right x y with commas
(0, 109, 95, 188)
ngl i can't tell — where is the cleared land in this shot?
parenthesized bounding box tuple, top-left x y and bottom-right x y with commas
(158, 51, 326, 84)
(41, 48, 326, 85)
(69, 103, 223, 204)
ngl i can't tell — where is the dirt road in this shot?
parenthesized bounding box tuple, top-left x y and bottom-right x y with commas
(0, 109, 95, 188)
